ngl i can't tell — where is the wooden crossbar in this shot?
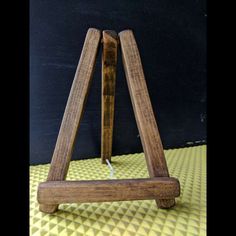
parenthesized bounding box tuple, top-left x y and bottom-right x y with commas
(38, 177, 180, 205)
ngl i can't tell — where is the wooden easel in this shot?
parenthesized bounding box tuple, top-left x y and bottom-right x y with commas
(37, 28, 180, 213)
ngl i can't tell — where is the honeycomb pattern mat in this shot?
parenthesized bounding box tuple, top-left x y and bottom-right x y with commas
(30, 145, 206, 236)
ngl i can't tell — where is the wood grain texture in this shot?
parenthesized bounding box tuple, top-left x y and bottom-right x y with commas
(119, 30, 177, 208)
(39, 28, 101, 213)
(38, 28, 180, 213)
(38, 177, 180, 204)
(101, 30, 118, 164)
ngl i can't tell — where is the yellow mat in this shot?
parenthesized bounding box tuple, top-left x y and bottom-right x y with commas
(30, 145, 206, 236)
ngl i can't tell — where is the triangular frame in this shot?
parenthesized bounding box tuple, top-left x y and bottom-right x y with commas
(37, 28, 180, 214)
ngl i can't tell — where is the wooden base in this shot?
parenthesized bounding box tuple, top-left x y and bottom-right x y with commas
(38, 177, 180, 207)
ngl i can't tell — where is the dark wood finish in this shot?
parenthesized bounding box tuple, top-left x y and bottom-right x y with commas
(101, 30, 118, 164)
(38, 177, 180, 204)
(39, 28, 101, 213)
(119, 30, 177, 208)
(38, 28, 180, 214)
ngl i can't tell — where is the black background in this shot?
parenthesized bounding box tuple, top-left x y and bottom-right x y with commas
(30, 0, 207, 164)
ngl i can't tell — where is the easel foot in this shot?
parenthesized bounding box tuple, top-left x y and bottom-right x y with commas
(156, 199, 176, 209)
(39, 204, 58, 214)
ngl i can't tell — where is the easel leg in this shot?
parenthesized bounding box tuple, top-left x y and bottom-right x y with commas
(101, 30, 118, 164)
(38, 28, 101, 213)
(119, 30, 175, 208)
